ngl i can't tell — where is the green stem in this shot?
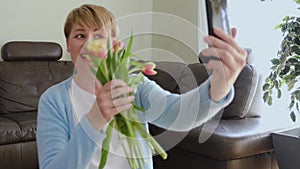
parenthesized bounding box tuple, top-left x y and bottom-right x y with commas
(128, 67, 141, 74)
(134, 123, 168, 160)
(99, 119, 115, 169)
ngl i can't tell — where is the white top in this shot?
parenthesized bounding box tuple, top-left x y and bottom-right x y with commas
(68, 79, 131, 169)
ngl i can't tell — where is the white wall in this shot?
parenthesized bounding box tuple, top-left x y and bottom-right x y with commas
(0, 0, 214, 63)
(152, 0, 200, 63)
(0, 0, 153, 60)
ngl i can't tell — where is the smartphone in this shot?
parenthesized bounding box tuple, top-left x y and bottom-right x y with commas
(199, 0, 231, 63)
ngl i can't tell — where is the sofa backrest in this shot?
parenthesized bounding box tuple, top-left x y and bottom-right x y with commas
(147, 61, 262, 119)
(0, 41, 74, 114)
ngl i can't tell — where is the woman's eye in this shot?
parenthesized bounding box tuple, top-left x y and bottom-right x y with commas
(94, 34, 103, 39)
(75, 34, 84, 39)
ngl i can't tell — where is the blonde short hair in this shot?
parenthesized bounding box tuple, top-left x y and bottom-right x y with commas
(64, 4, 118, 38)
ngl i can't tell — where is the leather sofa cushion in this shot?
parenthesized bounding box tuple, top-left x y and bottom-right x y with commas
(246, 75, 264, 117)
(148, 62, 260, 119)
(153, 147, 278, 169)
(149, 116, 293, 161)
(176, 117, 288, 160)
(0, 141, 38, 169)
(0, 61, 74, 113)
(222, 64, 260, 119)
(189, 63, 260, 119)
(148, 62, 209, 94)
(0, 112, 37, 144)
(0, 116, 21, 145)
(1, 41, 62, 61)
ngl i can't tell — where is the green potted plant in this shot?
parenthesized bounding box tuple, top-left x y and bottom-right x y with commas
(262, 0, 300, 122)
(261, 1, 300, 168)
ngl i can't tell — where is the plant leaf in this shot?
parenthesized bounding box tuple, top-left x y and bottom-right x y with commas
(263, 92, 270, 103)
(132, 103, 146, 112)
(288, 57, 298, 63)
(99, 119, 115, 169)
(262, 83, 270, 91)
(290, 111, 296, 122)
(267, 96, 273, 105)
(277, 89, 282, 98)
(271, 58, 280, 65)
(123, 34, 134, 61)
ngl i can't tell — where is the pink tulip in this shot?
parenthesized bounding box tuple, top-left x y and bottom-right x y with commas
(112, 38, 125, 51)
(86, 39, 108, 58)
(142, 62, 157, 75)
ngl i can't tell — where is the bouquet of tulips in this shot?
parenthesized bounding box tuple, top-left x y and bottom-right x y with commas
(86, 35, 167, 169)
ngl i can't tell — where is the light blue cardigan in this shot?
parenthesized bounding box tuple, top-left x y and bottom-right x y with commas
(37, 77, 233, 169)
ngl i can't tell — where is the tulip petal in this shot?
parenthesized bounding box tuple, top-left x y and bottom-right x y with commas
(143, 62, 156, 70)
(87, 39, 108, 58)
(143, 68, 157, 76)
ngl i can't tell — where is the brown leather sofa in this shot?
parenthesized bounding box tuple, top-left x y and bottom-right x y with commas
(0, 41, 293, 169)
(0, 41, 73, 169)
(147, 61, 288, 169)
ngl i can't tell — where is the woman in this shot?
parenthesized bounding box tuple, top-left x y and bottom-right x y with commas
(37, 4, 246, 169)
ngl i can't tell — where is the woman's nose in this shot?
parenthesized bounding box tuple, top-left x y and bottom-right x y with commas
(87, 34, 94, 41)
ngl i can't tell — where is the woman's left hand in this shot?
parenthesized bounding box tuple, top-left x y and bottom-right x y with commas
(200, 28, 247, 102)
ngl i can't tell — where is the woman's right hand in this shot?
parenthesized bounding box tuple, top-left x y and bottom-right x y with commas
(88, 79, 134, 131)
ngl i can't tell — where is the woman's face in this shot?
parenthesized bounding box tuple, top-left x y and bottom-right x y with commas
(66, 24, 108, 73)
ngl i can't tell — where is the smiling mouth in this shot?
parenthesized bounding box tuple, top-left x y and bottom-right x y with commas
(80, 49, 88, 59)
(79, 49, 88, 59)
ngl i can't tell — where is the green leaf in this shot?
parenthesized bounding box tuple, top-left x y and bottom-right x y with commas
(283, 16, 290, 22)
(287, 80, 296, 90)
(279, 53, 287, 64)
(89, 65, 97, 76)
(296, 90, 300, 100)
(274, 80, 279, 89)
(275, 23, 283, 30)
(277, 89, 282, 98)
(114, 60, 129, 83)
(292, 46, 300, 55)
(269, 89, 273, 95)
(134, 122, 168, 160)
(99, 119, 115, 169)
(96, 69, 107, 85)
(271, 58, 280, 65)
(130, 59, 142, 67)
(267, 96, 273, 106)
(263, 92, 270, 103)
(293, 37, 300, 45)
(115, 115, 128, 134)
(132, 103, 146, 112)
(96, 62, 109, 85)
(123, 34, 134, 61)
(128, 72, 145, 89)
(107, 37, 112, 59)
(265, 77, 271, 83)
(288, 57, 298, 63)
(280, 66, 290, 75)
(263, 83, 270, 91)
(289, 100, 295, 110)
(290, 111, 296, 122)
(88, 55, 101, 67)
